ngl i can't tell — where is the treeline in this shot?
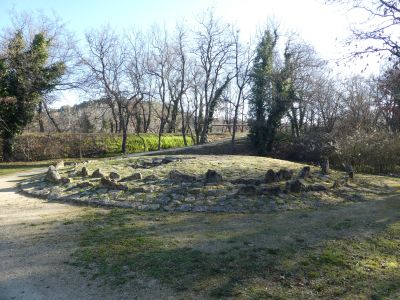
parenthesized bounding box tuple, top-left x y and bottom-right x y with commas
(1, 2, 400, 168)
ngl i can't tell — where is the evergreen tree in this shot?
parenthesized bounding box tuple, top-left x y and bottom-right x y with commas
(0, 31, 65, 161)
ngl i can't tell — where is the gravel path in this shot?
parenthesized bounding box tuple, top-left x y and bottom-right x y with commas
(0, 170, 177, 300)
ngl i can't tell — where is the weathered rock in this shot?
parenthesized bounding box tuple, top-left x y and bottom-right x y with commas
(332, 179, 341, 189)
(265, 169, 279, 183)
(308, 184, 328, 192)
(168, 170, 196, 182)
(77, 181, 93, 188)
(231, 178, 262, 186)
(55, 160, 64, 170)
(321, 157, 330, 175)
(236, 185, 258, 195)
(277, 168, 293, 181)
(204, 169, 223, 184)
(130, 187, 147, 193)
(80, 167, 89, 177)
(100, 176, 128, 191)
(45, 166, 61, 183)
(286, 179, 307, 193)
(109, 172, 121, 180)
(344, 164, 354, 179)
(162, 156, 181, 164)
(91, 169, 105, 178)
(143, 174, 159, 181)
(120, 172, 142, 182)
(259, 185, 282, 194)
(59, 177, 71, 184)
(298, 166, 311, 179)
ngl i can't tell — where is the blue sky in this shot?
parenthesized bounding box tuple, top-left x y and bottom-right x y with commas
(0, 0, 374, 106)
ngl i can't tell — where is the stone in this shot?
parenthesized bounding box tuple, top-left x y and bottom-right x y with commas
(80, 167, 89, 177)
(277, 168, 293, 181)
(265, 169, 279, 183)
(204, 169, 223, 184)
(130, 187, 146, 193)
(91, 169, 105, 178)
(298, 166, 311, 179)
(321, 157, 330, 175)
(168, 170, 196, 183)
(45, 166, 61, 183)
(236, 185, 258, 195)
(59, 177, 71, 184)
(120, 172, 142, 182)
(109, 172, 121, 180)
(55, 160, 64, 169)
(231, 178, 263, 186)
(100, 176, 128, 191)
(143, 174, 159, 182)
(308, 184, 328, 192)
(344, 164, 354, 179)
(259, 185, 282, 194)
(286, 179, 307, 193)
(77, 182, 94, 188)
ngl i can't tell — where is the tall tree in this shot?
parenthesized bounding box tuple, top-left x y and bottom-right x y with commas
(0, 31, 65, 161)
(249, 28, 298, 154)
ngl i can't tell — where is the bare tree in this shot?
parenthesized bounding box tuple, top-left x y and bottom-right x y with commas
(193, 11, 235, 143)
(230, 29, 253, 145)
(79, 26, 142, 153)
(327, 0, 400, 59)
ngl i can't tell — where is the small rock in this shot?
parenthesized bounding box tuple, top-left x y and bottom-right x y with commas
(59, 177, 71, 184)
(259, 185, 282, 194)
(231, 178, 262, 185)
(286, 179, 306, 193)
(236, 185, 258, 195)
(143, 174, 159, 181)
(298, 166, 311, 179)
(55, 160, 64, 170)
(204, 169, 223, 184)
(120, 172, 142, 182)
(265, 169, 279, 183)
(91, 169, 105, 178)
(100, 176, 128, 191)
(109, 172, 121, 180)
(45, 166, 61, 183)
(77, 182, 93, 188)
(320, 157, 330, 175)
(344, 164, 354, 179)
(80, 167, 89, 177)
(130, 187, 146, 193)
(168, 170, 196, 183)
(308, 184, 328, 192)
(277, 168, 293, 181)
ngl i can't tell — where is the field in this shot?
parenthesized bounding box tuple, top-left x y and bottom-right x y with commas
(17, 152, 400, 299)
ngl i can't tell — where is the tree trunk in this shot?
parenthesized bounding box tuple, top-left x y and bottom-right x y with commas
(38, 102, 45, 132)
(2, 135, 14, 162)
(121, 126, 127, 154)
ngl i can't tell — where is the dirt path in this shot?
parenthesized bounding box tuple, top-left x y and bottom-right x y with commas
(0, 170, 176, 300)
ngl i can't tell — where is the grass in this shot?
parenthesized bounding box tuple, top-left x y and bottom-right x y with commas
(71, 194, 400, 299)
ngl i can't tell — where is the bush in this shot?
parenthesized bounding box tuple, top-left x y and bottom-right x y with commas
(0, 133, 193, 161)
(332, 131, 400, 174)
(272, 130, 400, 175)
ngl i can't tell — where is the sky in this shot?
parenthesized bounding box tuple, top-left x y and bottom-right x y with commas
(0, 0, 374, 107)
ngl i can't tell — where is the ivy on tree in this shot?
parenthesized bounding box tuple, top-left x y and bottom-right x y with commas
(248, 28, 297, 155)
(0, 31, 65, 161)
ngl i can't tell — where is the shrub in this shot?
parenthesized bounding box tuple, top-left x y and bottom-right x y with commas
(0, 133, 193, 161)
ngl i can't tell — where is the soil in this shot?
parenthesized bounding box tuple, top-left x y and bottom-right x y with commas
(0, 170, 179, 300)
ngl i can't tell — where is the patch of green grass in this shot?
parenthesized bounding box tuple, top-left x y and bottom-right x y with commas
(71, 195, 400, 299)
